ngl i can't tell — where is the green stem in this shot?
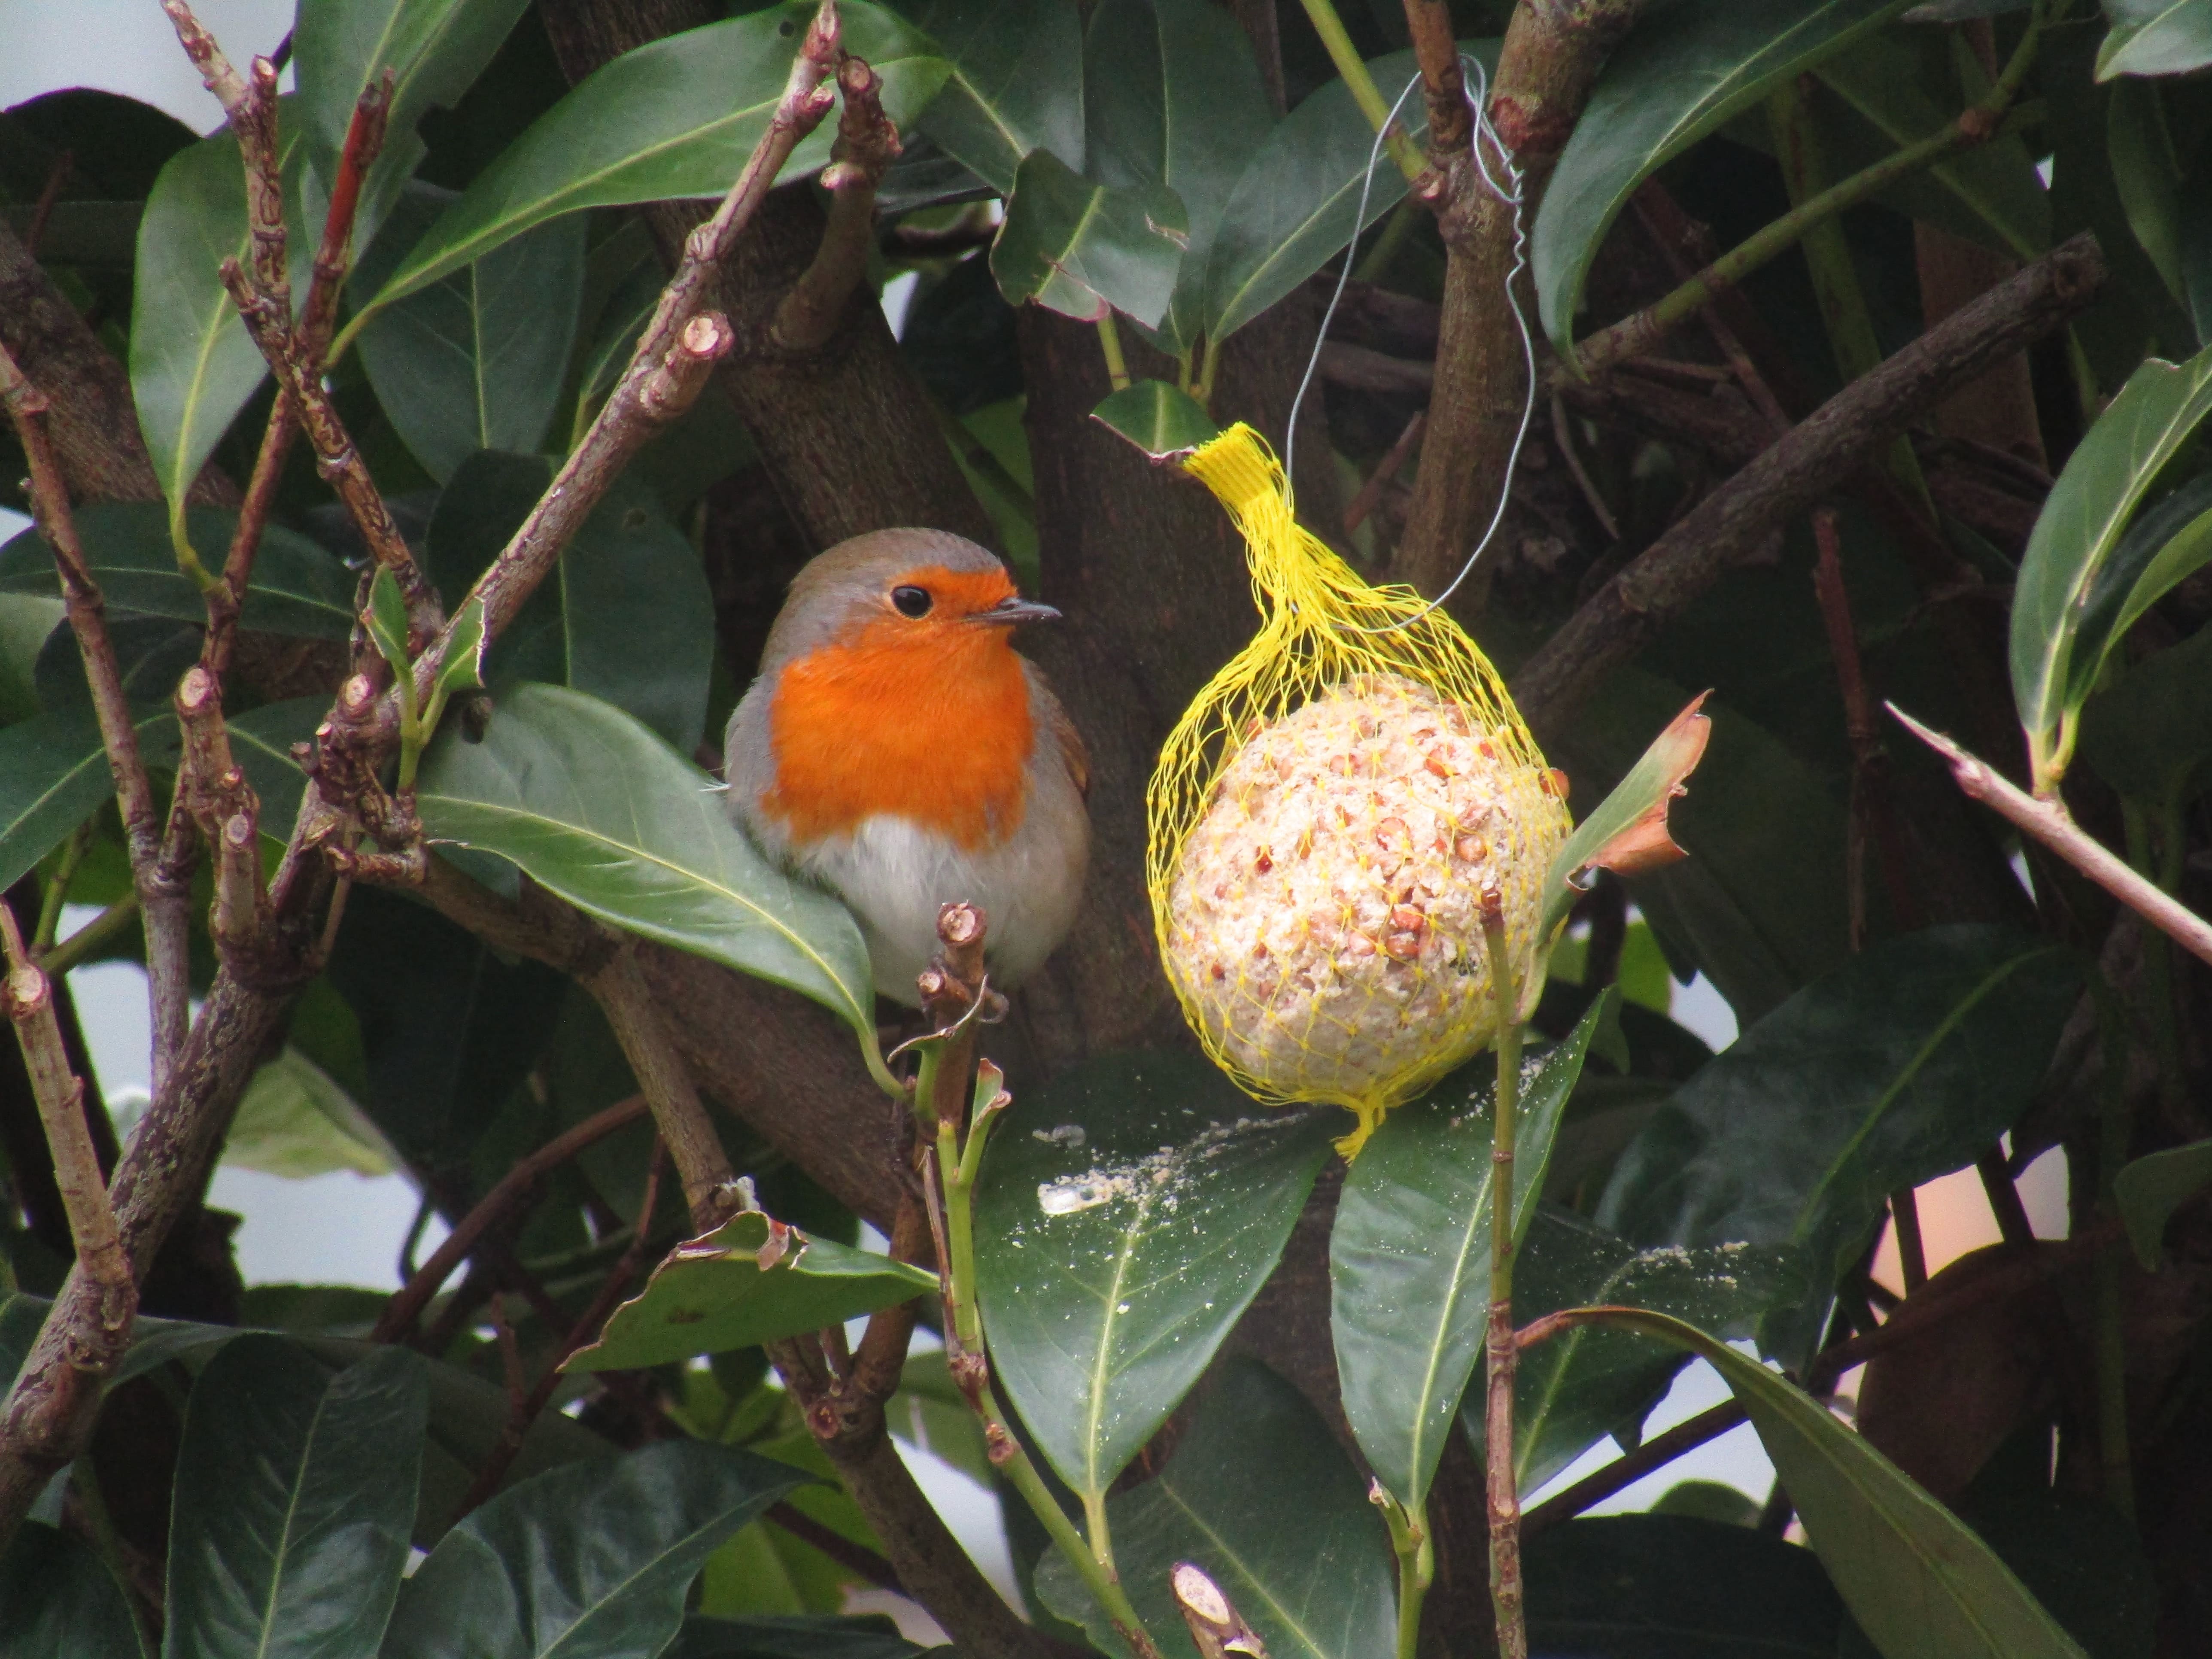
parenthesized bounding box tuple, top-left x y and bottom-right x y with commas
(1095, 313, 1132, 392)
(34, 822, 93, 954)
(1354, 194, 1422, 285)
(1482, 904, 1528, 1659)
(40, 890, 140, 979)
(1376, 1489, 1432, 1659)
(1578, 8, 2045, 375)
(1191, 333, 1223, 410)
(1295, 0, 1425, 181)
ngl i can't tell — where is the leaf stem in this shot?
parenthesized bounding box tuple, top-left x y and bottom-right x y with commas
(1096, 312, 1133, 392)
(1374, 1486, 1433, 1659)
(39, 891, 141, 980)
(33, 822, 93, 954)
(1481, 895, 1528, 1659)
(1576, 6, 2045, 376)
(1294, 0, 1425, 181)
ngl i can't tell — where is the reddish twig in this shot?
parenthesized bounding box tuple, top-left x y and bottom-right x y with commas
(23, 152, 70, 259)
(453, 1139, 668, 1519)
(773, 52, 901, 352)
(1888, 705, 2212, 969)
(1344, 410, 1426, 536)
(372, 1093, 650, 1344)
(765, 1500, 906, 1594)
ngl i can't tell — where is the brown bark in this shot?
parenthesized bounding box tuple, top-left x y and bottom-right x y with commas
(1916, 225, 2047, 466)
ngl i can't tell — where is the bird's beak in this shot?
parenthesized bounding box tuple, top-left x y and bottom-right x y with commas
(971, 595, 1061, 627)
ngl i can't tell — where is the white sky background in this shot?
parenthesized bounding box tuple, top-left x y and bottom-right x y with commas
(0, 0, 2078, 1594)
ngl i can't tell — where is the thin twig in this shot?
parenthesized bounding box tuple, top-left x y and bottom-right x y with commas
(0, 343, 193, 1107)
(1548, 394, 1615, 541)
(23, 152, 70, 260)
(765, 1500, 906, 1594)
(1480, 891, 1526, 1659)
(1889, 705, 2212, 968)
(589, 942, 740, 1228)
(1520, 1401, 1748, 1537)
(1344, 410, 1426, 536)
(773, 52, 900, 352)
(371, 1093, 649, 1344)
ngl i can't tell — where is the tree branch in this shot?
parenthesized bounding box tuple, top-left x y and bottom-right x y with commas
(1391, 0, 1646, 599)
(0, 343, 195, 1105)
(1511, 232, 2106, 740)
(1889, 706, 2212, 969)
(772, 52, 899, 352)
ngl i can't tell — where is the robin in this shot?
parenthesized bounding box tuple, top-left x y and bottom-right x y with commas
(724, 528, 1091, 1005)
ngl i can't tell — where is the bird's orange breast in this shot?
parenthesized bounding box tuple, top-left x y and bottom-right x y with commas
(762, 616, 1036, 851)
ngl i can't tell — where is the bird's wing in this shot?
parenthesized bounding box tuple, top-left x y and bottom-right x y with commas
(1027, 663, 1091, 799)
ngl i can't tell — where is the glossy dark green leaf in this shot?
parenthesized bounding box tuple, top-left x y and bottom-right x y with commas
(224, 1048, 399, 1179)
(1330, 998, 1605, 1509)
(415, 682, 878, 1040)
(0, 504, 356, 638)
(368, 567, 410, 675)
(1084, 0, 1275, 355)
(1472, 1206, 1805, 1492)
(991, 147, 1186, 327)
(2079, 620, 2212, 806)
(0, 1294, 247, 1396)
(2107, 79, 2187, 301)
(0, 707, 177, 896)
(1089, 380, 1221, 457)
(0, 1520, 148, 1659)
(1204, 49, 1428, 345)
(973, 1051, 1335, 1502)
(1598, 925, 2084, 1366)
(380, 1440, 807, 1659)
(2114, 1136, 2212, 1268)
(1036, 1357, 1394, 1659)
(2011, 341, 2212, 786)
(2099, 0, 2212, 79)
(357, 194, 585, 481)
(167, 1335, 428, 1659)
(1534, 0, 1910, 354)
(568, 1211, 936, 1371)
(427, 454, 715, 752)
(912, 0, 1086, 193)
(130, 113, 306, 535)
(1525, 1515, 1852, 1658)
(1936, 1462, 2160, 1659)
(1814, 31, 2048, 259)
(349, 4, 948, 322)
(295, 0, 531, 159)
(1573, 1308, 2088, 1659)
(665, 1613, 918, 1659)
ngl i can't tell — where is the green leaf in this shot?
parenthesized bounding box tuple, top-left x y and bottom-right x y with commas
(357, 196, 586, 481)
(295, 0, 531, 158)
(667, 1614, 919, 1659)
(991, 147, 1187, 327)
(1533, 0, 1911, 353)
(414, 682, 878, 1040)
(2098, 0, 2212, 80)
(1542, 692, 1712, 944)
(437, 594, 487, 702)
(1088, 380, 1221, 458)
(1083, 0, 1275, 355)
(2010, 341, 2212, 786)
(352, 4, 949, 321)
(380, 1440, 807, 1659)
(568, 1210, 936, 1372)
(2114, 1136, 2212, 1268)
(0, 707, 178, 896)
(972, 1050, 1335, 1502)
(1562, 1308, 2088, 1659)
(368, 566, 411, 675)
(2078, 620, 2212, 806)
(1330, 997, 1606, 1509)
(425, 452, 716, 752)
(2107, 78, 2187, 301)
(1204, 48, 1431, 346)
(1813, 30, 2048, 260)
(1036, 1357, 1395, 1659)
(0, 1294, 248, 1397)
(130, 113, 306, 532)
(167, 1335, 428, 1659)
(911, 0, 1086, 194)
(1598, 925, 2084, 1366)
(0, 504, 357, 638)
(1475, 1207, 1805, 1492)
(225, 1048, 401, 1178)
(0, 1520, 148, 1659)
(1525, 1515, 1853, 1657)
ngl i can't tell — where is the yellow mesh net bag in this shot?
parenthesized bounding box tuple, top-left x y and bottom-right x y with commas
(1147, 424, 1573, 1158)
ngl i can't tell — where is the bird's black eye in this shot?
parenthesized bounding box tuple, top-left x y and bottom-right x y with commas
(891, 585, 933, 618)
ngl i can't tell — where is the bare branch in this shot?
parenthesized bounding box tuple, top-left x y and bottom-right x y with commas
(158, 0, 251, 118)
(1512, 233, 2106, 740)
(589, 939, 740, 1228)
(773, 52, 901, 352)
(1889, 706, 2212, 969)
(0, 342, 194, 1100)
(1173, 1561, 1270, 1659)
